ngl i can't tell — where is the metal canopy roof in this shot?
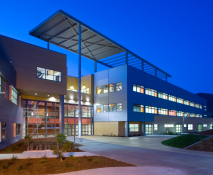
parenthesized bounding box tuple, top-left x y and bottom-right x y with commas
(30, 10, 171, 80)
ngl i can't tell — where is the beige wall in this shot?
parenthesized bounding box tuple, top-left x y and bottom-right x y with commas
(94, 122, 119, 136)
(0, 35, 67, 95)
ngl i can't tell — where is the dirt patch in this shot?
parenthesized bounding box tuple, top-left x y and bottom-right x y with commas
(196, 129, 213, 135)
(187, 136, 213, 152)
(0, 138, 83, 153)
(0, 156, 135, 175)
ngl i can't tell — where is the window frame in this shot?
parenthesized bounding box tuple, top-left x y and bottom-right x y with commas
(116, 103, 122, 112)
(37, 67, 62, 82)
(116, 82, 122, 91)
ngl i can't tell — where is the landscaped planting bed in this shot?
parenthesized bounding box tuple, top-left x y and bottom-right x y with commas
(0, 138, 83, 153)
(187, 136, 213, 152)
(0, 156, 135, 175)
(161, 134, 209, 148)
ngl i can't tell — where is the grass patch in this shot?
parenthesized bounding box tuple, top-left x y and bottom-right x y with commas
(161, 134, 208, 148)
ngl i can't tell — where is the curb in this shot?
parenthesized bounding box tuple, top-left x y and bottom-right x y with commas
(183, 135, 212, 149)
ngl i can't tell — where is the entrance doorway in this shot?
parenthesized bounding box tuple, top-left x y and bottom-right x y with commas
(145, 124, 153, 135)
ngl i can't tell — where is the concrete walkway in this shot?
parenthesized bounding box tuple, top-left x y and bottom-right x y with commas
(55, 166, 187, 175)
(0, 150, 97, 159)
(66, 135, 213, 175)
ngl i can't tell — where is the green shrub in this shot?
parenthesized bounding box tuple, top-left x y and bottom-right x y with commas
(56, 133, 67, 147)
(24, 135, 32, 145)
(100, 156, 103, 159)
(11, 146, 18, 151)
(18, 165, 24, 170)
(64, 162, 72, 168)
(70, 155, 73, 158)
(17, 142, 24, 147)
(7, 148, 12, 153)
(77, 160, 81, 163)
(200, 145, 204, 150)
(93, 159, 98, 163)
(41, 155, 47, 159)
(72, 157, 77, 160)
(40, 159, 46, 164)
(87, 157, 92, 161)
(83, 155, 86, 158)
(11, 155, 17, 161)
(2, 164, 9, 169)
(210, 146, 213, 151)
(76, 148, 79, 151)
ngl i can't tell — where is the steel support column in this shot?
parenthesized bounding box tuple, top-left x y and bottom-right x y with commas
(94, 61, 97, 72)
(125, 51, 128, 65)
(125, 121, 129, 137)
(59, 95, 64, 133)
(143, 122, 146, 136)
(78, 25, 82, 140)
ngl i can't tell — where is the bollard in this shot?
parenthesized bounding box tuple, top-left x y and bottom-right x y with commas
(39, 144, 42, 150)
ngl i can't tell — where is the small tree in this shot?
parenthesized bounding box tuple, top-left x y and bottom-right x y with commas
(52, 141, 73, 162)
(24, 135, 32, 146)
(56, 133, 66, 148)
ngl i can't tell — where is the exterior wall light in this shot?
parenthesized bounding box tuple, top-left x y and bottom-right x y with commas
(82, 84, 86, 89)
(70, 85, 74, 90)
(35, 93, 37, 95)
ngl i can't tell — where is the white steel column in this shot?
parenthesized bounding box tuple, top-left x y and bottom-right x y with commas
(78, 25, 82, 139)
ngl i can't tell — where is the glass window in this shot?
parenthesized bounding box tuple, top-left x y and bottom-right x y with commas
(133, 84, 136, 92)
(16, 124, 20, 136)
(188, 124, 193, 130)
(145, 88, 157, 97)
(203, 124, 207, 127)
(109, 104, 114, 112)
(96, 105, 101, 113)
(191, 113, 195, 117)
(169, 95, 176, 102)
(164, 124, 174, 127)
(177, 98, 184, 104)
(116, 103, 122, 111)
(154, 124, 158, 131)
(145, 106, 157, 114)
(176, 125, 182, 133)
(0, 76, 6, 97)
(12, 86, 18, 105)
(210, 124, 213, 129)
(195, 104, 199, 108)
(198, 125, 202, 132)
(82, 88, 89, 94)
(97, 86, 102, 94)
(158, 108, 168, 115)
(200, 105, 202, 109)
(169, 110, 177, 116)
(158, 92, 168, 100)
(177, 111, 184, 117)
(109, 84, 114, 92)
(103, 105, 109, 112)
(129, 124, 139, 132)
(103, 85, 108, 93)
(1, 122, 6, 140)
(184, 124, 187, 127)
(116, 82, 122, 91)
(133, 104, 144, 112)
(190, 102, 195, 107)
(184, 100, 189, 105)
(37, 67, 61, 82)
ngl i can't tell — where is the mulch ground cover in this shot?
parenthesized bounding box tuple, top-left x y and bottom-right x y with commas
(0, 137, 83, 153)
(0, 156, 135, 175)
(196, 129, 213, 135)
(186, 136, 213, 152)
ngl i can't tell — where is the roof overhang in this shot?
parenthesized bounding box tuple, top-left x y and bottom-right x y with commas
(29, 10, 171, 80)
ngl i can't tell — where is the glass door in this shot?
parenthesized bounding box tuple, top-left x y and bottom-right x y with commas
(145, 124, 153, 135)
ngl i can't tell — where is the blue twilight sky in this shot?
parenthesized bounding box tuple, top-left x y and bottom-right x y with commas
(0, 0, 213, 94)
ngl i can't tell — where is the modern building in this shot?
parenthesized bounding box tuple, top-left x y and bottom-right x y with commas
(0, 10, 212, 150)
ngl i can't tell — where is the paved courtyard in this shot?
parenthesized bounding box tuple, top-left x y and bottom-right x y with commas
(66, 135, 213, 175)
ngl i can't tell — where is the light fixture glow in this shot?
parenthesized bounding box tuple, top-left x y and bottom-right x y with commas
(70, 85, 74, 90)
(35, 93, 37, 95)
(82, 84, 86, 89)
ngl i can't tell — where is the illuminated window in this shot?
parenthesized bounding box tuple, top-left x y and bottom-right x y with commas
(190, 102, 195, 107)
(12, 86, 18, 105)
(158, 108, 168, 115)
(109, 104, 114, 112)
(96, 105, 102, 113)
(129, 124, 139, 132)
(176, 125, 182, 133)
(169, 110, 177, 116)
(0, 76, 6, 97)
(164, 124, 174, 127)
(96, 86, 102, 94)
(82, 88, 89, 94)
(109, 84, 114, 92)
(169, 95, 176, 102)
(210, 124, 213, 129)
(198, 125, 202, 132)
(145, 106, 157, 114)
(103, 105, 109, 112)
(158, 92, 168, 100)
(145, 88, 157, 97)
(116, 82, 122, 91)
(133, 104, 144, 112)
(190, 113, 195, 117)
(184, 100, 189, 105)
(116, 103, 122, 111)
(133, 84, 144, 93)
(188, 124, 193, 130)
(37, 67, 61, 82)
(133, 84, 136, 92)
(103, 85, 108, 93)
(177, 98, 184, 104)
(200, 105, 202, 109)
(154, 124, 158, 131)
(195, 104, 199, 108)
(195, 114, 200, 118)
(177, 111, 184, 117)
(203, 124, 207, 127)
(184, 124, 187, 127)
